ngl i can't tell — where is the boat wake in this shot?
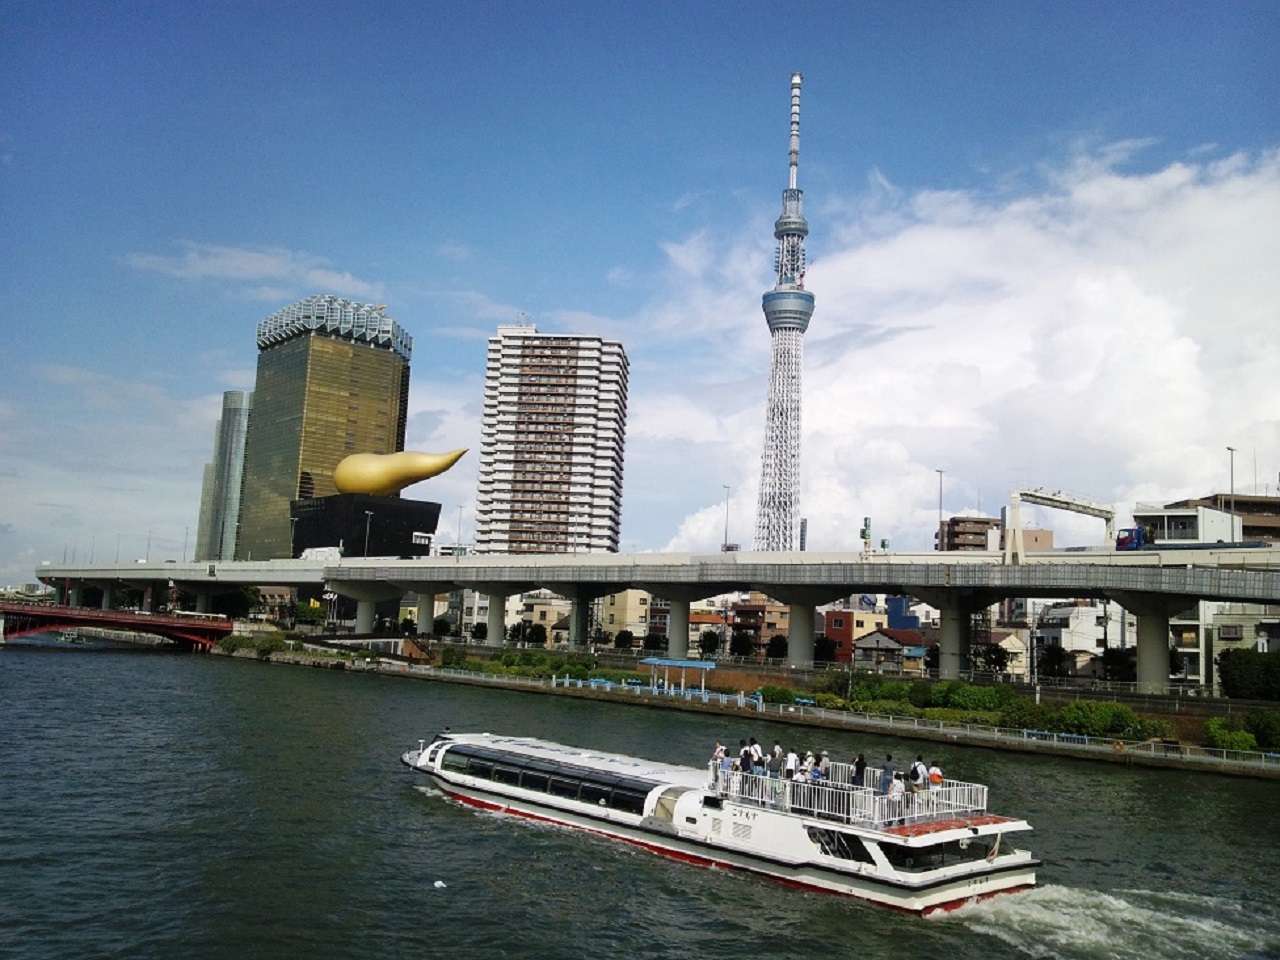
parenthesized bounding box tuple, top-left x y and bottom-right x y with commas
(942, 884, 1280, 960)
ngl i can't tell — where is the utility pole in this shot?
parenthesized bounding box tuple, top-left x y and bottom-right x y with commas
(363, 510, 374, 558)
(181, 527, 188, 562)
(145, 529, 151, 563)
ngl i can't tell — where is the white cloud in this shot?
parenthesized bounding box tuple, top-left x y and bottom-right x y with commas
(125, 242, 385, 300)
(643, 144, 1280, 553)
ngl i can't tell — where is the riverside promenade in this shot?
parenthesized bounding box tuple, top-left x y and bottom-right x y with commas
(212, 646, 1280, 781)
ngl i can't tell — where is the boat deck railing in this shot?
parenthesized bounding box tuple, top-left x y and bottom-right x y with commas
(707, 762, 988, 829)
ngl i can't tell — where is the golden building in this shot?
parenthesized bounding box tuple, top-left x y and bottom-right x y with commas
(235, 296, 411, 560)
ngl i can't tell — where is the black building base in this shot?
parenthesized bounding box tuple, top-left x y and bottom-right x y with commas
(290, 494, 441, 558)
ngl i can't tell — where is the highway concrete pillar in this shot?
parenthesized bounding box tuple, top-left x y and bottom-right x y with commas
(67, 584, 82, 607)
(415, 594, 433, 636)
(355, 600, 376, 635)
(938, 604, 971, 680)
(666, 598, 690, 660)
(1135, 611, 1171, 695)
(569, 597, 590, 648)
(141, 586, 153, 612)
(194, 590, 210, 613)
(787, 603, 815, 668)
(99, 586, 113, 610)
(486, 592, 507, 647)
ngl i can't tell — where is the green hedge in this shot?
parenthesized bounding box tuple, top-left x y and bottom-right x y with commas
(1205, 716, 1259, 752)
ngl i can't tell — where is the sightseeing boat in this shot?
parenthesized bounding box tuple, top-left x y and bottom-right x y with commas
(401, 733, 1038, 914)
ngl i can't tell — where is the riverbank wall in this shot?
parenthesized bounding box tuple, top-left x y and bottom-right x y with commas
(211, 647, 1280, 781)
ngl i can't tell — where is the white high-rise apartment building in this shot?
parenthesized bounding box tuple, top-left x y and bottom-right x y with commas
(475, 324, 628, 554)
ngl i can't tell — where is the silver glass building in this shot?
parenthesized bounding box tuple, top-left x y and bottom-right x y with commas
(475, 324, 628, 554)
(194, 390, 253, 561)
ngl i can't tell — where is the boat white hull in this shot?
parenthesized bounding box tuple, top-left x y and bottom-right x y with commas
(419, 770, 1035, 915)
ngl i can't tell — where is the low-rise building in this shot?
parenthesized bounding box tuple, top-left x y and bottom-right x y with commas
(825, 609, 889, 663)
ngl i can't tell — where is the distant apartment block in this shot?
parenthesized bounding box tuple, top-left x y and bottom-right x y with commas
(475, 324, 628, 554)
(194, 390, 253, 561)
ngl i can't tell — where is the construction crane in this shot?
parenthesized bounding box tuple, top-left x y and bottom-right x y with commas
(1003, 487, 1116, 564)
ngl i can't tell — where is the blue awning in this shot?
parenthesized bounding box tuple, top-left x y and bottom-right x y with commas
(640, 657, 716, 671)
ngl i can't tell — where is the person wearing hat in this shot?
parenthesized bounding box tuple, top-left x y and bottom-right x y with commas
(817, 750, 831, 778)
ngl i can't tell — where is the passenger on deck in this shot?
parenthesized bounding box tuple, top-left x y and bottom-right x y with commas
(928, 760, 943, 789)
(854, 753, 867, 787)
(749, 738, 765, 775)
(801, 751, 815, 776)
(784, 748, 798, 780)
(879, 754, 896, 795)
(711, 741, 726, 765)
(818, 750, 831, 777)
(888, 772, 906, 822)
(739, 740, 752, 772)
(909, 755, 928, 794)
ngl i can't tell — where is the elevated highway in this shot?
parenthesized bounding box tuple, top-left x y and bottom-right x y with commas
(37, 545, 1280, 691)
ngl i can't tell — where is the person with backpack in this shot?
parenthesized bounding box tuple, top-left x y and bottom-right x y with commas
(909, 755, 928, 794)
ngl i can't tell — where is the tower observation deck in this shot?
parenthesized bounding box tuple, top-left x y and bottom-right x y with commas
(754, 72, 815, 551)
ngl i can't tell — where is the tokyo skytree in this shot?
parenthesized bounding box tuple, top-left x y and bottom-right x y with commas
(753, 72, 815, 551)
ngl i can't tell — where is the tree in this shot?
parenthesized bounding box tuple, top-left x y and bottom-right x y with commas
(699, 630, 721, 657)
(925, 645, 940, 673)
(766, 634, 788, 660)
(471, 622, 488, 641)
(527, 622, 547, 646)
(295, 604, 325, 625)
(970, 642, 1011, 674)
(400, 617, 417, 636)
(1101, 647, 1136, 682)
(1218, 649, 1280, 701)
(729, 629, 755, 658)
(214, 586, 260, 619)
(614, 629, 636, 649)
(432, 616, 452, 637)
(1037, 644, 1071, 679)
(813, 634, 836, 663)
(508, 621, 526, 643)
(642, 632, 666, 652)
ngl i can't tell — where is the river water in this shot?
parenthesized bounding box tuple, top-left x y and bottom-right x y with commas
(3, 645, 1278, 960)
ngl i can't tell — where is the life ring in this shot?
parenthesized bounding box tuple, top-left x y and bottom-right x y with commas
(1112, 739, 1125, 754)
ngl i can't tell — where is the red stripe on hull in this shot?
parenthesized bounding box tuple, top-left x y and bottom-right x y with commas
(436, 784, 1030, 915)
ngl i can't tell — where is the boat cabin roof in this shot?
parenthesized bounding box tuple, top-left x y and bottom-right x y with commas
(440, 733, 707, 790)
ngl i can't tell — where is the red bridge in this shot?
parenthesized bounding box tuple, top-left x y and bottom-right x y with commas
(0, 602, 233, 651)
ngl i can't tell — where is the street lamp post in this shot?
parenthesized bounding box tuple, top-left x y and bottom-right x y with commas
(935, 469, 945, 551)
(1226, 446, 1237, 522)
(289, 517, 298, 558)
(363, 510, 374, 558)
(722, 484, 730, 551)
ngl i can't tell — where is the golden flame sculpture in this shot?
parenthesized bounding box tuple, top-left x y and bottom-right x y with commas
(333, 449, 468, 496)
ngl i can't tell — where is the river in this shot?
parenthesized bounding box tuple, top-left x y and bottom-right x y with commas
(3, 644, 1278, 959)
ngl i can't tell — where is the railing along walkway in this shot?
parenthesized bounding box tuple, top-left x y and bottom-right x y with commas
(707, 763, 987, 828)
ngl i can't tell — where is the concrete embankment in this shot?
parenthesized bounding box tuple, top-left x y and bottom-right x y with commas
(210, 647, 1280, 781)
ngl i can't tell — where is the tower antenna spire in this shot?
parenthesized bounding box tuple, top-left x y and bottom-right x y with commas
(788, 72, 802, 190)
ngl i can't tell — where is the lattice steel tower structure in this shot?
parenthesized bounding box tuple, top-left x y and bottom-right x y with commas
(754, 72, 815, 551)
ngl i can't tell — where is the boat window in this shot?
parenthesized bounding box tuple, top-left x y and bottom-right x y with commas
(610, 790, 646, 815)
(492, 766, 521, 786)
(579, 782, 611, 807)
(549, 778, 580, 800)
(521, 771, 550, 793)
(806, 828, 874, 864)
(881, 838, 996, 872)
(441, 750, 469, 773)
(702, 795, 722, 810)
(468, 760, 493, 779)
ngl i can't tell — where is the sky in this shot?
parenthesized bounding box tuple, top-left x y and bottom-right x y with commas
(1, 1, 1279, 582)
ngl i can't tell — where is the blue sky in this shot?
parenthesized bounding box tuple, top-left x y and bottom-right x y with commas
(2, 1, 1279, 578)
